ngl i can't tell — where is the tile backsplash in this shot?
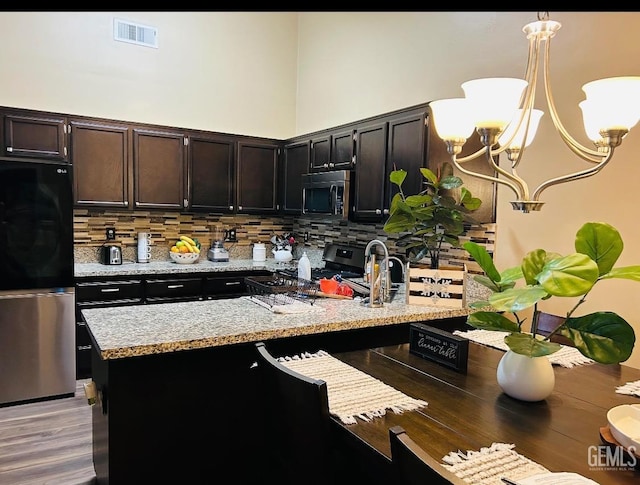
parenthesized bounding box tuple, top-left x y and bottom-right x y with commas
(73, 209, 495, 272)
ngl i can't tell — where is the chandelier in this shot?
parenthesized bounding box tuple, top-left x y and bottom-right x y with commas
(429, 12, 640, 213)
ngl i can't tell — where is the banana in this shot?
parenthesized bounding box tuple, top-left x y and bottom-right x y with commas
(181, 240, 195, 253)
(180, 235, 197, 246)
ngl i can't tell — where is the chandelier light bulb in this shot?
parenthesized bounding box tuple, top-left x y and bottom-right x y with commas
(461, 77, 528, 131)
(499, 109, 544, 149)
(429, 98, 475, 141)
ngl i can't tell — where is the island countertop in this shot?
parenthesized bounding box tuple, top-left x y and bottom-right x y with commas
(82, 279, 487, 361)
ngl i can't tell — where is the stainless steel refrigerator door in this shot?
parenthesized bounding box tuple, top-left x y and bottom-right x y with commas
(0, 289, 76, 405)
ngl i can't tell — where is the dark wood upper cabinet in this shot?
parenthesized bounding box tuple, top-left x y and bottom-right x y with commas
(350, 121, 388, 221)
(309, 135, 331, 171)
(281, 140, 310, 214)
(3, 112, 68, 161)
(70, 119, 130, 208)
(236, 140, 279, 214)
(133, 128, 186, 210)
(188, 134, 235, 213)
(331, 129, 356, 170)
(385, 110, 427, 213)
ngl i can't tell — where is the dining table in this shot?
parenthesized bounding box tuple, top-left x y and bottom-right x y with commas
(329, 340, 640, 484)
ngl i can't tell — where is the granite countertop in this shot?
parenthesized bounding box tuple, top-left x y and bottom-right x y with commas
(82, 275, 490, 361)
(74, 258, 302, 278)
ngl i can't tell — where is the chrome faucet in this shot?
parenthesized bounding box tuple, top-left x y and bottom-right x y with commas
(386, 256, 406, 283)
(364, 239, 391, 307)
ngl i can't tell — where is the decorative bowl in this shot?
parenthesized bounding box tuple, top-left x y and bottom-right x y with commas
(607, 404, 640, 451)
(170, 252, 200, 264)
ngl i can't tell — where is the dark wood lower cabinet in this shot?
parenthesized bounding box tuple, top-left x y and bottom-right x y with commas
(89, 317, 465, 483)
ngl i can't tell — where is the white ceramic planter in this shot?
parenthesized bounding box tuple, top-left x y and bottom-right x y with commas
(496, 350, 555, 402)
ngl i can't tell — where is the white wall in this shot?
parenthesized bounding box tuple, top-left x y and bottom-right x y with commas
(0, 11, 298, 138)
(2, 11, 640, 368)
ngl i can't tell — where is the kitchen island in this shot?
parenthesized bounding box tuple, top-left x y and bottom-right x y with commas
(82, 266, 487, 484)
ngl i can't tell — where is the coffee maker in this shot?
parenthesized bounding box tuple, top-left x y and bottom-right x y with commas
(207, 227, 229, 262)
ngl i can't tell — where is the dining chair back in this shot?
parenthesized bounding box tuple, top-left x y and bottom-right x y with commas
(253, 342, 335, 484)
(535, 312, 575, 346)
(389, 425, 466, 485)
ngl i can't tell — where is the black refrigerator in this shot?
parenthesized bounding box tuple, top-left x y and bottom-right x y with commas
(0, 156, 75, 406)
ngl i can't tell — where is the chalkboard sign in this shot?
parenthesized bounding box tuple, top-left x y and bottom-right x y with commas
(409, 322, 469, 373)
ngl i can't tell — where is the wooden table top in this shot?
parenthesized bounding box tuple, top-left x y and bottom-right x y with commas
(331, 342, 640, 484)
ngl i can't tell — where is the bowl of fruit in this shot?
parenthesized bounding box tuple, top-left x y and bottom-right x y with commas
(169, 236, 201, 264)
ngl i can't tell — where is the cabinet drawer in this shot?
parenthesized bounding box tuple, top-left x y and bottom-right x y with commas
(204, 275, 247, 298)
(77, 280, 144, 304)
(146, 277, 203, 302)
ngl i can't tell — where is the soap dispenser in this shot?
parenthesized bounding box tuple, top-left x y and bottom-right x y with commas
(298, 251, 311, 281)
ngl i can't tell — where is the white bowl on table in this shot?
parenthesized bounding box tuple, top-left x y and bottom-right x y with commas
(169, 252, 200, 264)
(607, 403, 640, 451)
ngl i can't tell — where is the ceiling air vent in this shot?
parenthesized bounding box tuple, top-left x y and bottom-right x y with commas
(113, 18, 158, 48)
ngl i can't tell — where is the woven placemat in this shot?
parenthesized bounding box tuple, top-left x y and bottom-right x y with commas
(616, 379, 640, 397)
(279, 350, 428, 425)
(442, 442, 549, 484)
(453, 329, 595, 368)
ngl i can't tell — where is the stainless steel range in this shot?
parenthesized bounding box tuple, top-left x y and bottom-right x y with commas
(279, 243, 366, 282)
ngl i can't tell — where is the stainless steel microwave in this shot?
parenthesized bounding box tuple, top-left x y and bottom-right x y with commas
(302, 170, 350, 219)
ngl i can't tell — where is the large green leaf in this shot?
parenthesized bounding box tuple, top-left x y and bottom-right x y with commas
(600, 266, 640, 282)
(575, 222, 623, 275)
(522, 249, 548, 286)
(440, 175, 463, 190)
(419, 167, 438, 185)
(389, 169, 407, 187)
(505, 332, 562, 358)
(463, 241, 501, 282)
(467, 311, 520, 332)
(536, 254, 599, 297)
(556, 312, 636, 364)
(489, 286, 548, 312)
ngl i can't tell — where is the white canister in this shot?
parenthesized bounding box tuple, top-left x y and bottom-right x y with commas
(137, 232, 151, 263)
(253, 243, 266, 262)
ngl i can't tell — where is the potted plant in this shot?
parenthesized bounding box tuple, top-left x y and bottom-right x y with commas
(463, 221, 639, 400)
(383, 162, 483, 269)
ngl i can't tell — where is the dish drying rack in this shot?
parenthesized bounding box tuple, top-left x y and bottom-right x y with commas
(245, 272, 319, 310)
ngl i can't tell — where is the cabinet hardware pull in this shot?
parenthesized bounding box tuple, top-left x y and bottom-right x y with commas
(101, 288, 120, 293)
(167, 284, 184, 289)
(78, 345, 92, 351)
(224, 281, 241, 286)
(376, 209, 382, 215)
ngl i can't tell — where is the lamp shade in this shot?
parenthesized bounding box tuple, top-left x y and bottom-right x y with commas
(462, 77, 528, 130)
(581, 77, 640, 131)
(429, 98, 475, 141)
(498, 109, 544, 149)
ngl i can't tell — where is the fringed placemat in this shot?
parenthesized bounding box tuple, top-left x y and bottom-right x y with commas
(441, 442, 549, 484)
(616, 379, 640, 397)
(453, 329, 595, 368)
(279, 350, 428, 425)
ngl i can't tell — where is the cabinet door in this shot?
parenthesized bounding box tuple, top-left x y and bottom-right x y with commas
(70, 120, 130, 208)
(310, 135, 331, 171)
(351, 122, 388, 221)
(237, 141, 279, 213)
(3, 113, 68, 160)
(281, 140, 310, 214)
(332, 129, 355, 169)
(426, 108, 497, 223)
(188, 134, 235, 213)
(133, 128, 186, 210)
(385, 111, 427, 214)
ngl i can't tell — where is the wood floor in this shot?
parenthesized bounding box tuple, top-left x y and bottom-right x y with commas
(0, 379, 96, 485)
